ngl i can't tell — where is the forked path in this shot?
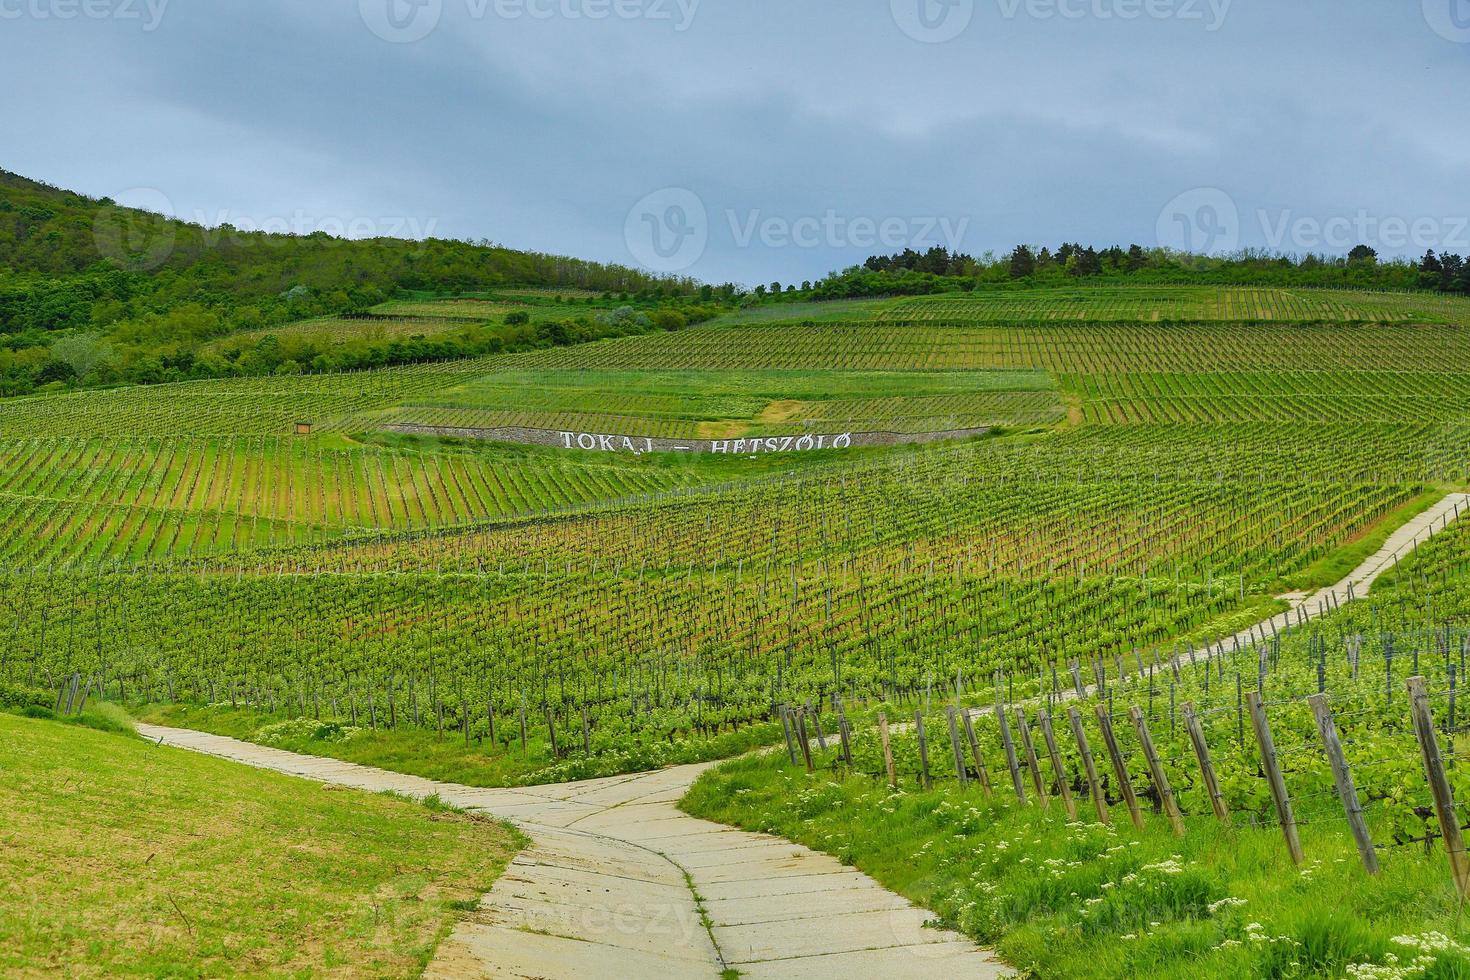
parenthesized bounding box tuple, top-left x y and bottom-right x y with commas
(135, 497, 1466, 978)
(137, 725, 1010, 979)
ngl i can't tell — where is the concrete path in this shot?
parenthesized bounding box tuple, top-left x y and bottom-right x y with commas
(137, 724, 1010, 980)
(1214, 491, 1468, 653)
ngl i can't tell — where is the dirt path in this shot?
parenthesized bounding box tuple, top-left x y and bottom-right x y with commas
(136, 725, 1009, 979)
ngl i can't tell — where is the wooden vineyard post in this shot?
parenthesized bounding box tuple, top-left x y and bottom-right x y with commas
(544, 705, 558, 758)
(961, 711, 994, 795)
(1037, 709, 1077, 821)
(1408, 676, 1470, 898)
(914, 711, 932, 789)
(780, 707, 800, 765)
(1182, 702, 1230, 826)
(1094, 704, 1144, 830)
(1248, 691, 1304, 866)
(1308, 693, 1378, 875)
(1067, 706, 1110, 825)
(878, 710, 898, 789)
(807, 705, 828, 752)
(995, 703, 1027, 802)
(795, 710, 815, 772)
(1130, 705, 1185, 837)
(1014, 706, 1049, 807)
(837, 708, 854, 768)
(945, 706, 969, 788)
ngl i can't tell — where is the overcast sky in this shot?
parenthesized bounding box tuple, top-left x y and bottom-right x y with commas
(2, 0, 1467, 284)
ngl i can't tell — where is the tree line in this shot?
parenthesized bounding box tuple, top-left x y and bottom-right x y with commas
(763, 243, 1470, 302)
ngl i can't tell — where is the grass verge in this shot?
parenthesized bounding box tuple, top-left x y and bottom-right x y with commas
(134, 701, 781, 788)
(683, 753, 1470, 979)
(0, 712, 521, 977)
(1275, 489, 1447, 594)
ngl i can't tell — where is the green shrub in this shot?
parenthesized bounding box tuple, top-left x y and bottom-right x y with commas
(0, 681, 53, 713)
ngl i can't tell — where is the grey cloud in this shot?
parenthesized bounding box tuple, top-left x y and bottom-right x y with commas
(1, 0, 1466, 284)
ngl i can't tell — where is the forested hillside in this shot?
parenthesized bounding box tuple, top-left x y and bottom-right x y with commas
(0, 170, 704, 395)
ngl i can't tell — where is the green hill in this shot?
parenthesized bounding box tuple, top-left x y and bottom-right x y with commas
(0, 169, 706, 395)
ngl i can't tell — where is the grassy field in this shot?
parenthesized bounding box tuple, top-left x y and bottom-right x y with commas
(204, 315, 482, 353)
(385, 366, 1064, 439)
(0, 711, 520, 977)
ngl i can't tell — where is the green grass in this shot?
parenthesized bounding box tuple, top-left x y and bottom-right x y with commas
(0, 711, 522, 977)
(1275, 488, 1447, 593)
(683, 753, 1470, 979)
(385, 366, 1062, 439)
(134, 702, 783, 788)
(205, 314, 483, 353)
(701, 297, 894, 327)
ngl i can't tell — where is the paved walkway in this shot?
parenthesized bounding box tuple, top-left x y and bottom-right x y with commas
(137, 725, 1010, 979)
(1221, 492, 1469, 648)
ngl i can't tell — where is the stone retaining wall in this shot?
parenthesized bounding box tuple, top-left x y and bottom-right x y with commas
(382, 423, 991, 455)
